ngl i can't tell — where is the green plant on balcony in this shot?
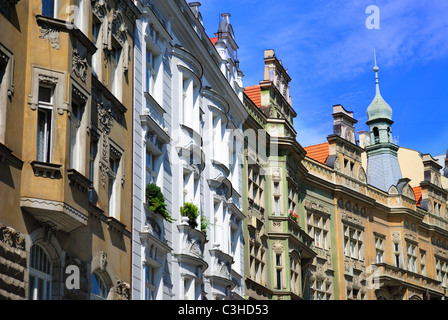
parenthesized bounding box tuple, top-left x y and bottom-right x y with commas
(201, 214, 209, 234)
(180, 202, 199, 228)
(146, 183, 175, 223)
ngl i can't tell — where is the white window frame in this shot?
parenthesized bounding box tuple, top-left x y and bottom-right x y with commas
(73, 0, 83, 30)
(89, 130, 99, 203)
(343, 226, 363, 260)
(108, 146, 122, 219)
(144, 264, 156, 300)
(0, 43, 14, 144)
(29, 244, 53, 300)
(406, 242, 418, 273)
(375, 237, 384, 263)
(110, 46, 121, 96)
(36, 85, 54, 163)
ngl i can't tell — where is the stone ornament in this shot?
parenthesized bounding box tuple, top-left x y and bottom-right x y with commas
(39, 25, 60, 50)
(0, 224, 25, 250)
(72, 49, 88, 83)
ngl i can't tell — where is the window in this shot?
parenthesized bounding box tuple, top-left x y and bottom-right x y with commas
(406, 243, 417, 273)
(108, 150, 121, 218)
(42, 0, 57, 18)
(37, 85, 54, 162)
(436, 258, 448, 288)
(420, 250, 426, 276)
(274, 196, 280, 216)
(145, 149, 155, 186)
(393, 242, 401, 268)
(91, 271, 109, 300)
(275, 253, 282, 290)
(144, 264, 155, 300)
(343, 226, 363, 260)
(29, 244, 53, 300)
(375, 237, 384, 263)
(310, 279, 331, 300)
(182, 76, 192, 127)
(92, 16, 102, 78)
(249, 242, 265, 284)
(248, 166, 264, 211)
(0, 43, 13, 144)
(89, 133, 99, 203)
(73, 0, 83, 29)
(110, 47, 121, 96)
(69, 98, 84, 170)
(288, 186, 297, 216)
(290, 256, 300, 295)
(307, 213, 329, 249)
(146, 49, 156, 95)
(373, 127, 379, 143)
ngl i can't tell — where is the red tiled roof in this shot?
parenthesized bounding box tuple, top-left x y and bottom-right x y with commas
(210, 37, 218, 46)
(304, 142, 329, 164)
(412, 186, 422, 207)
(244, 85, 261, 108)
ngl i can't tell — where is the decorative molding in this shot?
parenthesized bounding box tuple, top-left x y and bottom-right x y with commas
(273, 240, 284, 252)
(0, 224, 25, 250)
(99, 251, 107, 271)
(30, 161, 62, 179)
(115, 279, 130, 300)
(67, 169, 92, 193)
(39, 25, 60, 50)
(72, 49, 88, 83)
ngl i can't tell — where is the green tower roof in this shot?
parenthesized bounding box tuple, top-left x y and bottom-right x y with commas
(367, 65, 392, 122)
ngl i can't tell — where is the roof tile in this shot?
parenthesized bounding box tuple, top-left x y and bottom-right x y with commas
(304, 142, 329, 164)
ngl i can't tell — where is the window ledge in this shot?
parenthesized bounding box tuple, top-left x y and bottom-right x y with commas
(67, 168, 92, 193)
(30, 161, 62, 179)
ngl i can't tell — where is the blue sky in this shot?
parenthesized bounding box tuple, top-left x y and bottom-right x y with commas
(198, 0, 448, 157)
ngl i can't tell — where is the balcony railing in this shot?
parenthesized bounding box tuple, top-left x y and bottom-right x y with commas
(374, 263, 444, 295)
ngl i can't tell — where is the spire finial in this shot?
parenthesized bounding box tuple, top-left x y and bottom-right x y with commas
(373, 49, 380, 93)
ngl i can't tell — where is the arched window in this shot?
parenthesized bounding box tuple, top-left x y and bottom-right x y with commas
(90, 271, 109, 300)
(29, 244, 53, 300)
(373, 127, 379, 143)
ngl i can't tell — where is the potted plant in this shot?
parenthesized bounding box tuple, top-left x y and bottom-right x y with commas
(146, 183, 175, 223)
(201, 215, 208, 234)
(180, 202, 199, 228)
(289, 210, 299, 222)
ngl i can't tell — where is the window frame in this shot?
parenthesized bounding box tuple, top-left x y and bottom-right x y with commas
(41, 0, 58, 18)
(36, 84, 55, 163)
(28, 244, 53, 300)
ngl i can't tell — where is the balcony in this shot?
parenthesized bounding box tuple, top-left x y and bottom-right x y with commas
(374, 263, 444, 298)
(174, 218, 208, 271)
(207, 244, 235, 294)
(20, 197, 88, 233)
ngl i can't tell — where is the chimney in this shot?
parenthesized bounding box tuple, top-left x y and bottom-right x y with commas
(189, 2, 201, 20)
(332, 104, 358, 144)
(422, 154, 443, 187)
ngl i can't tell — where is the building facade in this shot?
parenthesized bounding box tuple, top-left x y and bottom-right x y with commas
(131, 0, 246, 300)
(243, 50, 316, 300)
(0, 0, 138, 300)
(302, 66, 448, 300)
(1, 0, 447, 302)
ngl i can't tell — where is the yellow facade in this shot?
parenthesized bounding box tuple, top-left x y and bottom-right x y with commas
(303, 105, 448, 300)
(0, 0, 137, 299)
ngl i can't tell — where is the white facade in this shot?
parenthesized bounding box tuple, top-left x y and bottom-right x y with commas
(132, 0, 247, 300)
